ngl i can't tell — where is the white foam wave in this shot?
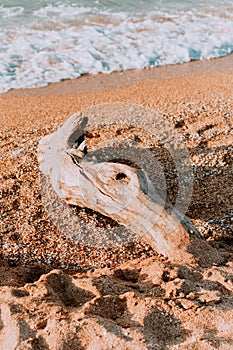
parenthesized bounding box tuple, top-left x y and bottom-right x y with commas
(0, 5, 24, 18)
(0, 2, 232, 92)
(34, 3, 93, 18)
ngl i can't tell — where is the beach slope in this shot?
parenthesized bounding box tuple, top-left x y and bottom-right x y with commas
(0, 56, 232, 349)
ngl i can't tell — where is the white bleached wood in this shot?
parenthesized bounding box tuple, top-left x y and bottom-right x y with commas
(37, 112, 223, 266)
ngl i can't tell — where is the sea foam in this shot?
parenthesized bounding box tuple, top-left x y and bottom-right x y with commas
(0, 1, 232, 92)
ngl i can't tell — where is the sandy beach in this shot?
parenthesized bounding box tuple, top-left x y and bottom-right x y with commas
(0, 56, 233, 349)
(1, 55, 232, 267)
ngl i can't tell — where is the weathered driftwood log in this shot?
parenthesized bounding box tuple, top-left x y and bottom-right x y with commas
(37, 112, 223, 266)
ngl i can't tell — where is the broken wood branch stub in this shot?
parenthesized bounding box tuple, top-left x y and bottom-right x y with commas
(37, 111, 223, 266)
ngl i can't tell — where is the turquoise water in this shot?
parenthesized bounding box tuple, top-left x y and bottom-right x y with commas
(0, 0, 232, 92)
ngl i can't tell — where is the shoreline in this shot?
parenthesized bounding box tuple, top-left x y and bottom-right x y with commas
(2, 54, 233, 97)
(0, 55, 232, 132)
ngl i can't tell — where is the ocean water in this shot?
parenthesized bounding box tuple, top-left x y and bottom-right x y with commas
(0, 0, 232, 92)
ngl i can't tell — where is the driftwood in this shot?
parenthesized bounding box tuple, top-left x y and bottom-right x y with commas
(38, 112, 223, 266)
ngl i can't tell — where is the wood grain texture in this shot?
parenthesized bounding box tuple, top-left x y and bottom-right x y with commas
(37, 112, 223, 266)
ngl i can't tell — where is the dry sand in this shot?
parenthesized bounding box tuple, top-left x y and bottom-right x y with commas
(0, 56, 232, 349)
